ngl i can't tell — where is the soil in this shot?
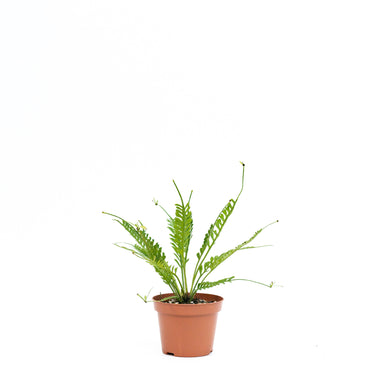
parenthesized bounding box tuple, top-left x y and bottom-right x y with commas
(166, 298, 216, 304)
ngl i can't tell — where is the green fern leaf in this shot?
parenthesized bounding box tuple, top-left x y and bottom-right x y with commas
(168, 183, 193, 267)
(197, 276, 235, 290)
(204, 227, 266, 274)
(103, 212, 180, 293)
(196, 198, 236, 261)
(195, 163, 246, 264)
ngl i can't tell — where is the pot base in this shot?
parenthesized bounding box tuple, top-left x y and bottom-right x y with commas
(164, 350, 212, 357)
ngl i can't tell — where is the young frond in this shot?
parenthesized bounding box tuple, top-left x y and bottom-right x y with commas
(168, 202, 193, 266)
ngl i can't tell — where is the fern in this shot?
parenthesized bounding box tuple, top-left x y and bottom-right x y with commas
(103, 162, 278, 303)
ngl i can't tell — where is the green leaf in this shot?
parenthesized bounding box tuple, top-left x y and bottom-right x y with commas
(195, 163, 246, 265)
(203, 220, 278, 275)
(196, 198, 236, 261)
(197, 276, 235, 290)
(102, 212, 181, 294)
(168, 201, 193, 267)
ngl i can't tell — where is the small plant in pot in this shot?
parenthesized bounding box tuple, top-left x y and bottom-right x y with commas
(103, 162, 278, 357)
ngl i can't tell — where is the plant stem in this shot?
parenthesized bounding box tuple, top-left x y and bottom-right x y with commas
(232, 278, 274, 288)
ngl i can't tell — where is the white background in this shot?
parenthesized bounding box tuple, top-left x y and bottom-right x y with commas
(1, 1, 389, 388)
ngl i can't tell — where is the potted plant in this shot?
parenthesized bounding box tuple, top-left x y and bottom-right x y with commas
(103, 162, 278, 357)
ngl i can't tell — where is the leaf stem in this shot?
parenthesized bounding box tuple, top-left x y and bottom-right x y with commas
(232, 278, 274, 288)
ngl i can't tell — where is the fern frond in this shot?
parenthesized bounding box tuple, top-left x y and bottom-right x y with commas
(166, 182, 194, 294)
(202, 220, 279, 277)
(203, 230, 261, 273)
(189, 164, 247, 298)
(197, 276, 235, 290)
(168, 201, 193, 267)
(196, 198, 236, 261)
(194, 164, 246, 271)
(102, 212, 181, 295)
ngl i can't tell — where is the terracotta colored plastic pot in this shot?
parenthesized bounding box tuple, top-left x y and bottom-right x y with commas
(153, 293, 223, 357)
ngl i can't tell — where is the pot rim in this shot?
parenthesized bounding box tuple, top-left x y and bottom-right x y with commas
(152, 292, 223, 305)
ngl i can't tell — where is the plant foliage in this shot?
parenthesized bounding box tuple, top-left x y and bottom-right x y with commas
(103, 163, 278, 303)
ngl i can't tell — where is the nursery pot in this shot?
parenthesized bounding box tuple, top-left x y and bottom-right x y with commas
(153, 293, 223, 357)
